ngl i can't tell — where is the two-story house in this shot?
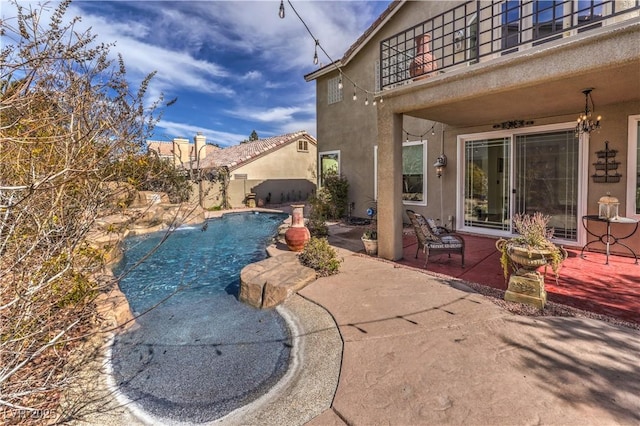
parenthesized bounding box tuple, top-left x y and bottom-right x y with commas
(306, 0, 640, 261)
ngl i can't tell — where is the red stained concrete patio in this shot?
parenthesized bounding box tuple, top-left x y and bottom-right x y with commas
(396, 233, 640, 325)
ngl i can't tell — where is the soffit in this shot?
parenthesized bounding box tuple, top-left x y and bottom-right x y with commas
(404, 61, 640, 127)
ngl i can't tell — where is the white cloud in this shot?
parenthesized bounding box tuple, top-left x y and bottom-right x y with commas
(155, 120, 247, 147)
(226, 106, 303, 123)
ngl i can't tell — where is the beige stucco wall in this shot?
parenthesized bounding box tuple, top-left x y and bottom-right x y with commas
(231, 139, 317, 181)
(189, 140, 317, 209)
(313, 1, 640, 260)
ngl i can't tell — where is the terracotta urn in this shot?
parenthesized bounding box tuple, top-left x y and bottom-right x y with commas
(409, 33, 437, 80)
(285, 204, 310, 251)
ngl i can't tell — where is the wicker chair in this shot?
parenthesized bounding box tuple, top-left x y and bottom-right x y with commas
(406, 209, 465, 268)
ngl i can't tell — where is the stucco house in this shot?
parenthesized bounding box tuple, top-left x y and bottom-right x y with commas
(148, 131, 317, 208)
(305, 0, 640, 261)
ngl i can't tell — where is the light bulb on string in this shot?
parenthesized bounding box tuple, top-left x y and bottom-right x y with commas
(352, 85, 357, 101)
(313, 40, 319, 65)
(372, 98, 377, 106)
(279, 0, 285, 18)
(338, 77, 343, 90)
(365, 96, 369, 106)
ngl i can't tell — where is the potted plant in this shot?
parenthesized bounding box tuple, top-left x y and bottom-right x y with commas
(495, 212, 567, 309)
(361, 206, 378, 255)
(361, 228, 378, 256)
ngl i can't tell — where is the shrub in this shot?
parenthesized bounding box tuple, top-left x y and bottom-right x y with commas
(298, 237, 342, 277)
(322, 170, 349, 219)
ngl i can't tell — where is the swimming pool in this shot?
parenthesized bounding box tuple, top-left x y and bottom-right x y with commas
(110, 212, 292, 423)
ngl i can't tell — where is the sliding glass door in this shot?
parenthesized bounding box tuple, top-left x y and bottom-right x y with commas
(514, 130, 579, 240)
(462, 128, 580, 241)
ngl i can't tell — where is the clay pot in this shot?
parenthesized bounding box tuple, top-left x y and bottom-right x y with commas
(285, 204, 310, 251)
(409, 33, 437, 80)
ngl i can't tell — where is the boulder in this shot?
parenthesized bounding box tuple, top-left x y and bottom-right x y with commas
(240, 253, 317, 309)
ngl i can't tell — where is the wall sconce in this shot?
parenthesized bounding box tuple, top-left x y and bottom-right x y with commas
(434, 154, 447, 178)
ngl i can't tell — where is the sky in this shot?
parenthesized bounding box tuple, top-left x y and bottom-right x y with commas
(2, 1, 392, 147)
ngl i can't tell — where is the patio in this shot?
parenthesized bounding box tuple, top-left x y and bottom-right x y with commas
(395, 232, 640, 325)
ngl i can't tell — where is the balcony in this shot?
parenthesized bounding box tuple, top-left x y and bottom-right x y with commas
(379, 0, 640, 90)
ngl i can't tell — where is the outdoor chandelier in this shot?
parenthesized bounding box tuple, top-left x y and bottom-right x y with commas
(576, 88, 601, 135)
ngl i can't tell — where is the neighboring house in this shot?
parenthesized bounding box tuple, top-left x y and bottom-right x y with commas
(148, 131, 317, 208)
(305, 0, 640, 261)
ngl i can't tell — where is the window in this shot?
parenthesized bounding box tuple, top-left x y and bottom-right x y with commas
(402, 141, 426, 205)
(533, 1, 564, 41)
(627, 115, 640, 218)
(501, 0, 520, 50)
(319, 150, 340, 186)
(327, 76, 343, 105)
(297, 139, 308, 152)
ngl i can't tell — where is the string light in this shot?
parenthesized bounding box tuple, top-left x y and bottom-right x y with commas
(372, 98, 377, 106)
(278, 0, 382, 105)
(313, 40, 319, 65)
(365, 96, 369, 106)
(404, 123, 438, 141)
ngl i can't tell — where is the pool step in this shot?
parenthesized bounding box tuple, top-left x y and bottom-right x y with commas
(240, 253, 317, 309)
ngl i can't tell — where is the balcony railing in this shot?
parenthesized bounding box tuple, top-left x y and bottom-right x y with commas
(379, 0, 640, 90)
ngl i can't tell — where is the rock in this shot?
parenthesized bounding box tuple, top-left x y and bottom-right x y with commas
(240, 253, 317, 309)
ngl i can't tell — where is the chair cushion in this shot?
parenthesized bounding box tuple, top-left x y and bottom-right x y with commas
(419, 224, 440, 242)
(427, 235, 463, 249)
(426, 218, 441, 235)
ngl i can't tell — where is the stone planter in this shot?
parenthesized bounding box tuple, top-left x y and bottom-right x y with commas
(496, 239, 567, 309)
(361, 237, 378, 256)
(285, 204, 310, 251)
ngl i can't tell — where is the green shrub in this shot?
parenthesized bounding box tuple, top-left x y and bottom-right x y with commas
(298, 237, 342, 277)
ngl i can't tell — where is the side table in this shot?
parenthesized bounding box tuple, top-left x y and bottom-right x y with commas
(580, 215, 639, 265)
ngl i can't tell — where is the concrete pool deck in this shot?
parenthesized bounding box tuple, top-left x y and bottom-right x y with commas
(79, 212, 639, 425)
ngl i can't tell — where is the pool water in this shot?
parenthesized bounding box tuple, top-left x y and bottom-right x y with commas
(110, 212, 292, 423)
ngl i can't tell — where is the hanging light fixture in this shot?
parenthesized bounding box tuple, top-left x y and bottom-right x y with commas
(338, 76, 343, 90)
(576, 88, 601, 135)
(352, 84, 357, 101)
(279, 0, 285, 18)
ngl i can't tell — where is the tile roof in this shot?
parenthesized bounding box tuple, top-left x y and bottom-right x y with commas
(199, 131, 316, 171)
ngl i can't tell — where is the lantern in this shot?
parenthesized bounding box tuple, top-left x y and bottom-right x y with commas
(598, 194, 619, 220)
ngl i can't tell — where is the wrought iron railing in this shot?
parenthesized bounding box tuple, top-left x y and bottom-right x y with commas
(379, 0, 640, 90)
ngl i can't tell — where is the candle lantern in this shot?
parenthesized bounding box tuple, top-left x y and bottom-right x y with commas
(598, 193, 619, 220)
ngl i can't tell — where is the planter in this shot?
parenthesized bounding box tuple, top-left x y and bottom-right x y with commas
(285, 204, 310, 251)
(496, 239, 567, 310)
(361, 237, 378, 256)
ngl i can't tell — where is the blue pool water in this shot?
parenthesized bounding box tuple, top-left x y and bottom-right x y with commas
(110, 212, 292, 423)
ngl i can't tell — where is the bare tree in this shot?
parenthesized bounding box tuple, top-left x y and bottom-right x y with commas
(0, 1, 165, 422)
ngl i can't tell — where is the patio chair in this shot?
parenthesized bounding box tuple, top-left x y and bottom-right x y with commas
(406, 209, 465, 268)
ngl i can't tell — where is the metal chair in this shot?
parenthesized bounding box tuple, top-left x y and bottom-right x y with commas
(406, 209, 465, 268)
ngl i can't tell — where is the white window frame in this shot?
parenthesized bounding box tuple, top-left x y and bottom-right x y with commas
(319, 150, 340, 187)
(626, 114, 640, 219)
(402, 140, 427, 207)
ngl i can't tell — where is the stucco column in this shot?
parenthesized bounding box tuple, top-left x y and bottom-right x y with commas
(377, 109, 404, 260)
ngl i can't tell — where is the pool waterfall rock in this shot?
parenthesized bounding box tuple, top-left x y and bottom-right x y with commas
(240, 252, 317, 309)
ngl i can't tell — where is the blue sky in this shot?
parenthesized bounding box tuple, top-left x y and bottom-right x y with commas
(4, 1, 391, 147)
